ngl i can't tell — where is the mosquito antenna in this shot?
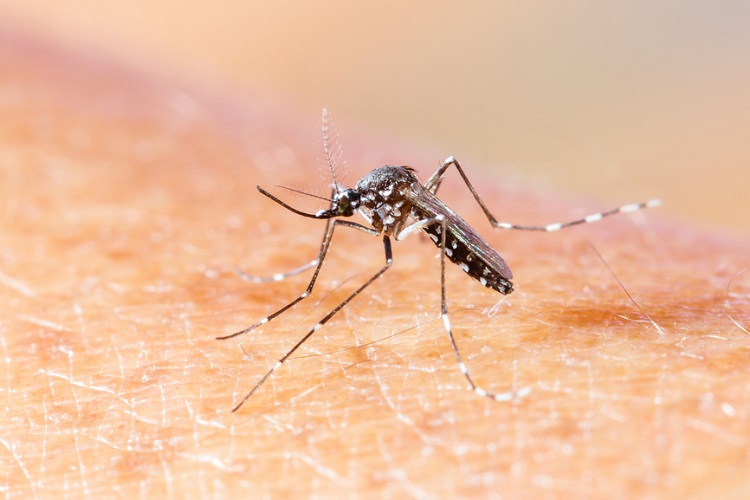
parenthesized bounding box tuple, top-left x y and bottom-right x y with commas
(321, 107, 345, 194)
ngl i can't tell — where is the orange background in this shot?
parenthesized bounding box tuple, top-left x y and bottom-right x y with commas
(2, 1, 748, 234)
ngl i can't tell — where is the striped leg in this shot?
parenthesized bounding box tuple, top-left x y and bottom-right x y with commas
(432, 214, 532, 401)
(217, 218, 378, 341)
(236, 259, 319, 283)
(235, 185, 340, 284)
(426, 156, 660, 232)
(231, 236, 393, 411)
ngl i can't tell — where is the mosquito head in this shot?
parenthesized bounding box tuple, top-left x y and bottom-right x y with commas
(312, 187, 360, 218)
(334, 188, 361, 217)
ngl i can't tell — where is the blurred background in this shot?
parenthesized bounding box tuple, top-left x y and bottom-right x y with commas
(1, 0, 748, 234)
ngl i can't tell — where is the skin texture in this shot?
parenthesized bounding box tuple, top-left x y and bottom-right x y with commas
(2, 32, 750, 498)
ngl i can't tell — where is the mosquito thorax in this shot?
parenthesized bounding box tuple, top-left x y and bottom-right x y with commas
(355, 166, 418, 199)
(351, 166, 418, 235)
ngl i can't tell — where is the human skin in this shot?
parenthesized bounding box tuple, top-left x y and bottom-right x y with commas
(1, 33, 750, 498)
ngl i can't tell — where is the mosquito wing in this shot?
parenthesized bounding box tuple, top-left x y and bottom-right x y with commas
(410, 183, 514, 292)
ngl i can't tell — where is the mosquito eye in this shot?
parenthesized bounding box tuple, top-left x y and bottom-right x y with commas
(337, 191, 360, 216)
(338, 197, 350, 215)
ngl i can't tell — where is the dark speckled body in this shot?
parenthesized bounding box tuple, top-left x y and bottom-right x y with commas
(354, 166, 514, 294)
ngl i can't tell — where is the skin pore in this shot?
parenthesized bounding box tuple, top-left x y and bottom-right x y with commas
(2, 31, 749, 498)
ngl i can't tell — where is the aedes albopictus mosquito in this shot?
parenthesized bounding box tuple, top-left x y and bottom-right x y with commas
(220, 109, 660, 412)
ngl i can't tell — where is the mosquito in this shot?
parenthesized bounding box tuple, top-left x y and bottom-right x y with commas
(220, 109, 660, 412)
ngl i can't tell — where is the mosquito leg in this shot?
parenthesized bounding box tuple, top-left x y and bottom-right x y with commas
(236, 182, 345, 284)
(395, 214, 445, 241)
(434, 214, 532, 401)
(236, 220, 330, 283)
(490, 199, 662, 232)
(428, 156, 660, 232)
(231, 236, 394, 411)
(236, 259, 319, 283)
(218, 219, 379, 340)
(423, 158, 451, 195)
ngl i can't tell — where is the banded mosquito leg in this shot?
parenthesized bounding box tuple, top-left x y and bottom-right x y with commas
(218, 218, 379, 341)
(232, 236, 394, 411)
(427, 156, 660, 232)
(236, 259, 319, 283)
(235, 185, 338, 283)
(428, 214, 531, 401)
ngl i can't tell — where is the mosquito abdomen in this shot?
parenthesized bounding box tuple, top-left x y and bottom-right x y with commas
(422, 223, 514, 295)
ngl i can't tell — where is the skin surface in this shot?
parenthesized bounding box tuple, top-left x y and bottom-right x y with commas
(2, 32, 750, 498)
